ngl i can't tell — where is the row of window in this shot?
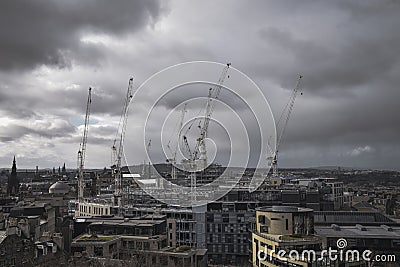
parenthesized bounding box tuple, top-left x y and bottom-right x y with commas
(79, 204, 109, 215)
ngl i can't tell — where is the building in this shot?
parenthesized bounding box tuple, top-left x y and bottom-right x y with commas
(313, 211, 398, 226)
(0, 229, 66, 266)
(75, 201, 113, 217)
(120, 185, 336, 266)
(250, 206, 371, 267)
(325, 181, 344, 210)
(49, 181, 70, 195)
(315, 224, 400, 261)
(71, 216, 207, 267)
(252, 206, 324, 267)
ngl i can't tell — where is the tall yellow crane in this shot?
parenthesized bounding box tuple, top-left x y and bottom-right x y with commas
(78, 87, 92, 201)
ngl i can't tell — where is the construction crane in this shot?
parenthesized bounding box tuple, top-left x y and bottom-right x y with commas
(191, 63, 231, 170)
(180, 63, 231, 203)
(78, 87, 92, 201)
(144, 139, 152, 179)
(111, 78, 134, 206)
(267, 75, 303, 177)
(167, 103, 187, 180)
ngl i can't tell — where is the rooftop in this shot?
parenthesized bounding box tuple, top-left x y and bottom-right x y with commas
(75, 217, 165, 227)
(257, 206, 313, 213)
(315, 225, 400, 239)
(314, 211, 397, 226)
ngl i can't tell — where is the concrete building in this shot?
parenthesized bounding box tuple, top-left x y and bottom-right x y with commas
(252, 206, 323, 267)
(71, 216, 207, 267)
(120, 185, 336, 266)
(325, 181, 344, 210)
(75, 201, 112, 217)
(315, 224, 400, 260)
(313, 211, 397, 226)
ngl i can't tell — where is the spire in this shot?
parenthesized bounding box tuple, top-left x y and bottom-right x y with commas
(62, 162, 66, 175)
(8, 155, 19, 196)
(12, 155, 16, 172)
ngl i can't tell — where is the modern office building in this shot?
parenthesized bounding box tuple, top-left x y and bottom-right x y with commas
(251, 206, 371, 267)
(252, 206, 323, 267)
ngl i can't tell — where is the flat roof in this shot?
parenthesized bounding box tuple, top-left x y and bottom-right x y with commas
(80, 218, 165, 227)
(315, 225, 400, 239)
(257, 206, 313, 213)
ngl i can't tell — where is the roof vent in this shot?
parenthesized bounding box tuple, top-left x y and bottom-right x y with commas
(381, 225, 393, 232)
(356, 224, 367, 231)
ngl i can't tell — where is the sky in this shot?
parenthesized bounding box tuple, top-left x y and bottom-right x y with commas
(0, 0, 399, 170)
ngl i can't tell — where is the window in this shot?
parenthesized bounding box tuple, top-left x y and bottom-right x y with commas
(258, 215, 266, 224)
(286, 219, 289, 230)
(94, 246, 103, 257)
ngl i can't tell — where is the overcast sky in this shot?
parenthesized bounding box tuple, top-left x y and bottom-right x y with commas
(0, 0, 399, 170)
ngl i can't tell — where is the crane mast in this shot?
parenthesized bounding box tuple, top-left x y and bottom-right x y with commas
(269, 75, 303, 177)
(167, 104, 187, 180)
(179, 63, 230, 204)
(112, 78, 134, 205)
(194, 63, 231, 169)
(78, 87, 92, 201)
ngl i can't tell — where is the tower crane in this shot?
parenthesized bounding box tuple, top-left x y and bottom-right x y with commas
(145, 139, 151, 179)
(78, 87, 92, 201)
(180, 63, 231, 204)
(111, 77, 134, 206)
(167, 103, 187, 180)
(190, 63, 231, 170)
(267, 75, 303, 177)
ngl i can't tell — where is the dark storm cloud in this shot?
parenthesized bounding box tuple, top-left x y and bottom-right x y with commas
(1, 0, 399, 170)
(0, 78, 129, 119)
(0, 0, 167, 70)
(0, 120, 76, 142)
(258, 20, 400, 94)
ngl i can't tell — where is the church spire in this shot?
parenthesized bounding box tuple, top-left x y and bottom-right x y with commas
(8, 155, 19, 196)
(12, 155, 16, 173)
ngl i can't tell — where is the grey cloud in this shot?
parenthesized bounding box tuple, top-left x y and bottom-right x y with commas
(0, 0, 168, 70)
(1, 0, 400, 170)
(0, 119, 76, 143)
